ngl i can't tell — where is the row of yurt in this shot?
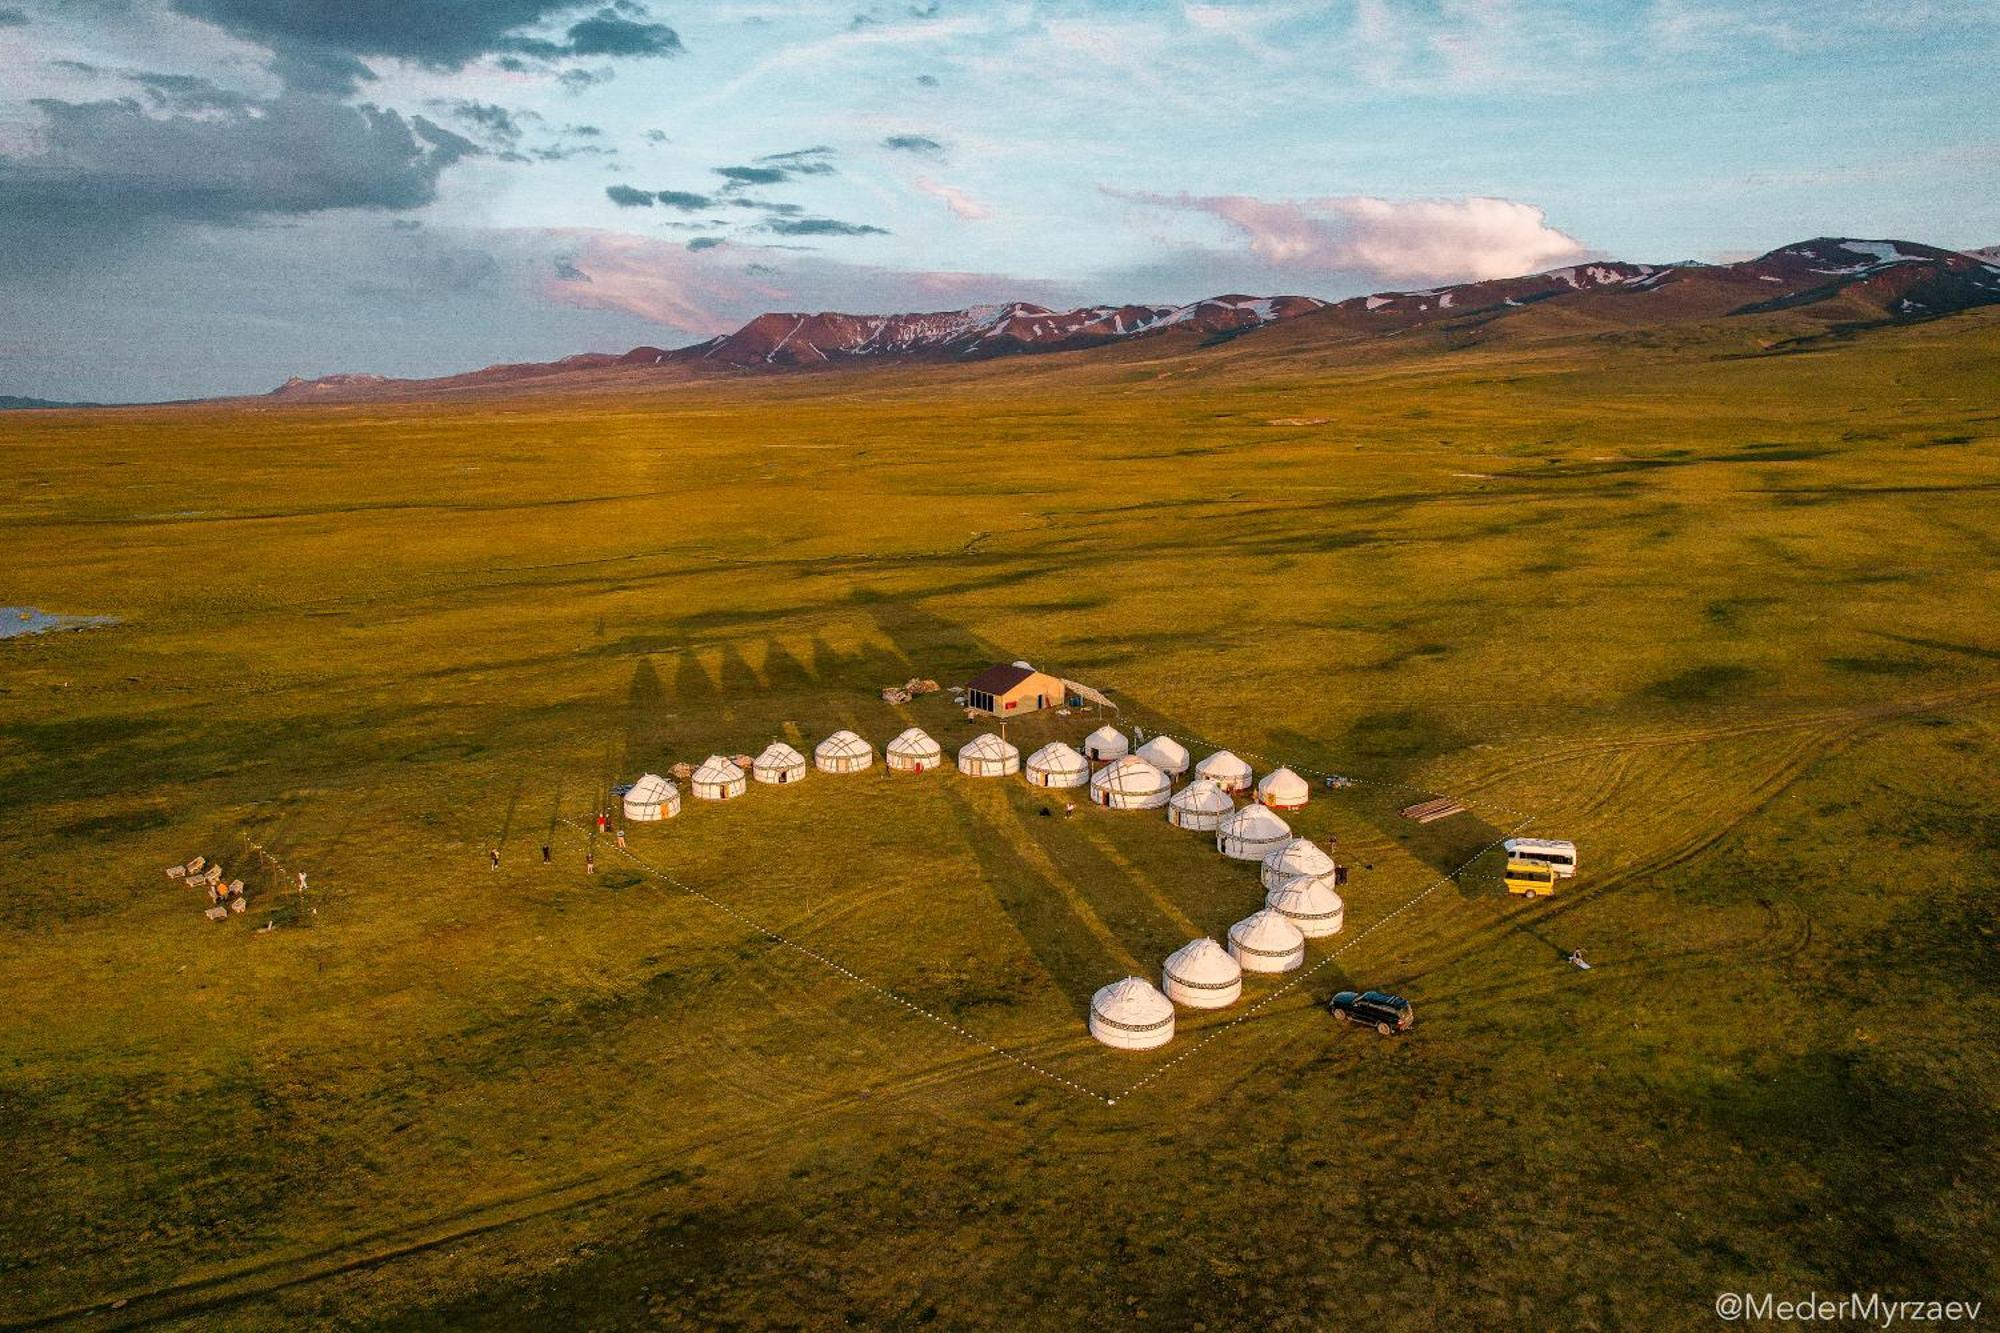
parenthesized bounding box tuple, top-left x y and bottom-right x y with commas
(1025, 741, 1088, 788)
(623, 773, 681, 822)
(1090, 755, 1172, 809)
(753, 742, 806, 785)
(815, 729, 874, 774)
(958, 731, 1020, 777)
(886, 727, 941, 772)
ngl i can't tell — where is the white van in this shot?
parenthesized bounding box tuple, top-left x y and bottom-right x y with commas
(1503, 838, 1577, 878)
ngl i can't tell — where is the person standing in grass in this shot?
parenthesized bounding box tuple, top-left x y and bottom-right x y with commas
(615, 827, 626, 850)
(541, 844, 551, 864)
(586, 849, 595, 875)
(489, 848, 500, 871)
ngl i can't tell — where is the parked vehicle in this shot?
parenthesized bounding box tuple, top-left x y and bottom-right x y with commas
(1503, 837, 1577, 878)
(1503, 857, 1559, 897)
(1329, 990, 1414, 1035)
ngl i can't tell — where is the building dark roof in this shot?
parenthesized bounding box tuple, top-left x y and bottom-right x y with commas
(965, 663, 1039, 696)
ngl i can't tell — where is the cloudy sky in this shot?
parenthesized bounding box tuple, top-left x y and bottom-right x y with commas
(2, 0, 1996, 401)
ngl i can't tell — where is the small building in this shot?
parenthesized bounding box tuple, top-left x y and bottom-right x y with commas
(1084, 724, 1130, 762)
(957, 732, 1021, 778)
(1166, 779, 1234, 831)
(1088, 977, 1176, 1050)
(963, 663, 1066, 716)
(691, 755, 747, 801)
(1024, 741, 1088, 788)
(814, 730, 874, 774)
(1161, 937, 1241, 1009)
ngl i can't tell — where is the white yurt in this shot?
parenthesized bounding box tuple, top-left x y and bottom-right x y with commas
(1024, 741, 1088, 788)
(1089, 755, 1172, 810)
(1134, 735, 1190, 778)
(885, 726, 943, 773)
(752, 741, 807, 786)
(1161, 937, 1242, 1009)
(1257, 766, 1311, 810)
(957, 731, 1021, 778)
(1084, 725, 1130, 763)
(1227, 908, 1307, 973)
(1266, 875, 1345, 938)
(623, 773, 680, 822)
(691, 755, 747, 801)
(814, 729, 874, 774)
(1166, 778, 1234, 831)
(1216, 803, 1292, 860)
(1261, 836, 1337, 891)
(1194, 749, 1254, 794)
(1087, 976, 1176, 1051)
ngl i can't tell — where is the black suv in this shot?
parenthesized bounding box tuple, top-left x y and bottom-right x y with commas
(1329, 990, 1414, 1035)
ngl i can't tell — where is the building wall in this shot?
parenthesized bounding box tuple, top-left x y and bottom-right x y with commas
(990, 671, 1064, 714)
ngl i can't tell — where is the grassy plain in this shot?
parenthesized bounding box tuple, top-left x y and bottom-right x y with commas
(1, 310, 1997, 1328)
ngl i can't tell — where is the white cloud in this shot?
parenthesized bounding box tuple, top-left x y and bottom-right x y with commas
(914, 176, 992, 221)
(1117, 191, 1588, 284)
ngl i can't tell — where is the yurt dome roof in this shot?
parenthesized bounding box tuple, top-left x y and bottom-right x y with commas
(1135, 736, 1190, 769)
(960, 732, 1020, 762)
(1264, 837, 1336, 880)
(1169, 779, 1234, 813)
(1091, 755, 1170, 795)
(1219, 803, 1290, 839)
(1026, 741, 1085, 772)
(1230, 908, 1306, 954)
(1196, 750, 1253, 780)
(1089, 976, 1174, 1027)
(755, 742, 805, 768)
(1258, 767, 1310, 801)
(887, 726, 940, 756)
(1085, 724, 1129, 751)
(627, 773, 675, 803)
(815, 729, 871, 760)
(1163, 937, 1240, 986)
(1268, 877, 1344, 919)
(693, 755, 743, 783)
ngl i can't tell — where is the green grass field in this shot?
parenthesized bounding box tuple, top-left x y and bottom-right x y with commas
(2, 311, 1996, 1328)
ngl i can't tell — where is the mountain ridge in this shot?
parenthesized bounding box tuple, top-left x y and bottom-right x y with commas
(267, 237, 2000, 401)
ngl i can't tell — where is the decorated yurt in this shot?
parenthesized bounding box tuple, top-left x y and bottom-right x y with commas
(1089, 755, 1172, 810)
(1227, 908, 1307, 973)
(690, 755, 747, 801)
(814, 729, 874, 774)
(1161, 937, 1242, 1009)
(1084, 725, 1130, 763)
(1135, 735, 1190, 778)
(1266, 875, 1345, 938)
(1261, 836, 1336, 891)
(1167, 778, 1234, 831)
(1024, 741, 1088, 788)
(1216, 803, 1292, 860)
(1194, 749, 1254, 794)
(752, 742, 807, 786)
(1087, 977, 1176, 1051)
(885, 726, 943, 773)
(957, 732, 1021, 778)
(622, 773, 680, 822)
(1257, 766, 1311, 810)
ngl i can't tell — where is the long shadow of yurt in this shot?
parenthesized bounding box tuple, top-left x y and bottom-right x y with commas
(622, 658, 671, 775)
(1268, 712, 1508, 895)
(934, 784, 1135, 1023)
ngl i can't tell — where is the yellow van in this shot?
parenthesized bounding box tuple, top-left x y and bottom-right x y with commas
(1503, 857, 1558, 898)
